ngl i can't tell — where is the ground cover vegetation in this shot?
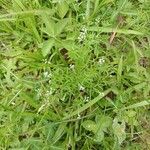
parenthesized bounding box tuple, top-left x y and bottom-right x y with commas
(0, 0, 150, 149)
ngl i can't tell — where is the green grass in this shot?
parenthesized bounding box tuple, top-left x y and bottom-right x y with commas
(0, 0, 150, 149)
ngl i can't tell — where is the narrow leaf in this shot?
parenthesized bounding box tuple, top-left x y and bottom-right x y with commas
(117, 55, 123, 82)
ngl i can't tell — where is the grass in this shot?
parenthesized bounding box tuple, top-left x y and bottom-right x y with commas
(0, 0, 150, 149)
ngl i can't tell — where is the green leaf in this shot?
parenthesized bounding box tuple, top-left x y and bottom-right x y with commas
(117, 55, 123, 82)
(82, 120, 97, 133)
(96, 115, 112, 132)
(52, 123, 67, 144)
(85, 0, 91, 20)
(41, 38, 55, 57)
(41, 14, 55, 37)
(112, 118, 126, 145)
(63, 89, 111, 120)
(94, 115, 112, 142)
(122, 100, 150, 110)
(57, 1, 69, 18)
(95, 131, 104, 142)
(88, 27, 144, 35)
(55, 18, 69, 36)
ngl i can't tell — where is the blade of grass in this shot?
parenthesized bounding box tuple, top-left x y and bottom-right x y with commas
(63, 89, 111, 120)
(0, 9, 54, 19)
(117, 55, 123, 82)
(122, 100, 150, 110)
(88, 27, 144, 35)
(85, 0, 91, 20)
(132, 41, 139, 73)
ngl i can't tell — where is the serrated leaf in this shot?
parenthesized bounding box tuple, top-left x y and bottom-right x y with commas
(112, 118, 126, 145)
(57, 1, 69, 18)
(41, 39, 54, 57)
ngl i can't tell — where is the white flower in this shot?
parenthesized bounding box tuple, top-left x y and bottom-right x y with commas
(43, 59, 50, 64)
(45, 89, 53, 97)
(69, 64, 75, 70)
(43, 71, 48, 77)
(78, 26, 88, 42)
(99, 92, 104, 97)
(98, 57, 105, 65)
(84, 96, 90, 102)
(43, 71, 52, 78)
(79, 85, 85, 91)
(77, 114, 81, 119)
(11, 102, 16, 106)
(81, 26, 87, 33)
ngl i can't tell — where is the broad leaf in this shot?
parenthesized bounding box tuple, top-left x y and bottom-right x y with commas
(82, 120, 97, 133)
(41, 38, 55, 57)
(57, 1, 69, 18)
(55, 18, 69, 36)
(112, 118, 126, 145)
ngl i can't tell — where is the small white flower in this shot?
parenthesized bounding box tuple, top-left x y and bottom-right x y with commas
(43, 71, 48, 77)
(79, 85, 85, 91)
(77, 114, 81, 119)
(81, 26, 87, 33)
(45, 89, 53, 97)
(43, 59, 47, 64)
(11, 102, 16, 106)
(43, 71, 52, 78)
(35, 88, 42, 97)
(84, 96, 90, 102)
(69, 64, 75, 70)
(99, 92, 104, 97)
(78, 26, 88, 42)
(98, 57, 105, 65)
(43, 59, 50, 64)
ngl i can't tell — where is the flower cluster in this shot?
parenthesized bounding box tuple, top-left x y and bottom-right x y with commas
(43, 71, 52, 78)
(43, 59, 50, 64)
(78, 26, 87, 42)
(98, 57, 105, 65)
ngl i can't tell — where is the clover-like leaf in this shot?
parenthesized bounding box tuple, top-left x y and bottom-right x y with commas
(82, 120, 97, 133)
